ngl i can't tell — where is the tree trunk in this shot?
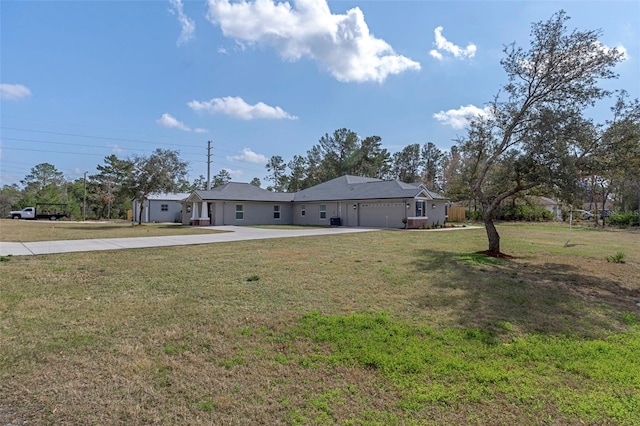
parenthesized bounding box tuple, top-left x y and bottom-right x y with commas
(138, 203, 144, 225)
(484, 212, 501, 254)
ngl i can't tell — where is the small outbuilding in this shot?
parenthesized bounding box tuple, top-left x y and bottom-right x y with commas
(132, 193, 190, 223)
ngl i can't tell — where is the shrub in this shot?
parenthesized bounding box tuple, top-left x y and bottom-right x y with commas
(466, 210, 483, 221)
(497, 203, 553, 221)
(608, 212, 639, 227)
(605, 252, 626, 263)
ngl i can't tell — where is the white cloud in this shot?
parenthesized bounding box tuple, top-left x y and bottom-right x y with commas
(433, 104, 492, 129)
(226, 148, 269, 164)
(217, 47, 229, 54)
(225, 168, 244, 179)
(429, 26, 476, 60)
(188, 96, 298, 120)
(594, 41, 628, 61)
(206, 0, 420, 83)
(109, 144, 124, 154)
(194, 128, 209, 134)
(156, 113, 192, 131)
(169, 0, 196, 46)
(0, 83, 32, 101)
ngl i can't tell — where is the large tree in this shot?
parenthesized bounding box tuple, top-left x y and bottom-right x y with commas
(20, 163, 67, 206)
(421, 142, 444, 191)
(287, 155, 308, 192)
(583, 95, 640, 224)
(0, 184, 21, 217)
(212, 169, 232, 187)
(317, 128, 360, 179)
(265, 155, 288, 191)
(391, 143, 422, 183)
(354, 135, 392, 179)
(91, 155, 134, 219)
(461, 10, 624, 255)
(125, 149, 188, 224)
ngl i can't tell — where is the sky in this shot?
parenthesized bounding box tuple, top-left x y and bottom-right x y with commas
(1, 0, 639, 187)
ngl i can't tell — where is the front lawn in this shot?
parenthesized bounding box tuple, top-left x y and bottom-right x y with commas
(1, 224, 638, 424)
(0, 219, 222, 242)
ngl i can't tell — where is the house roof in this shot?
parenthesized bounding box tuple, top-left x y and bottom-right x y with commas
(293, 175, 447, 202)
(145, 193, 191, 201)
(187, 176, 447, 203)
(534, 196, 559, 206)
(191, 182, 294, 203)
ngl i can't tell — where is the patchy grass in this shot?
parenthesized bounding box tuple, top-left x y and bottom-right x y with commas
(0, 224, 638, 424)
(283, 311, 640, 424)
(0, 219, 223, 242)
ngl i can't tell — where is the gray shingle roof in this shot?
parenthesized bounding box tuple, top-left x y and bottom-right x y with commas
(146, 193, 191, 201)
(190, 176, 447, 203)
(293, 175, 446, 202)
(194, 182, 294, 202)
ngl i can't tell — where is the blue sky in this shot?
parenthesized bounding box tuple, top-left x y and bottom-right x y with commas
(1, 0, 638, 187)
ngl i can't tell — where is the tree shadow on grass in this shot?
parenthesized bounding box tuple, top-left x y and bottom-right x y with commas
(412, 249, 640, 339)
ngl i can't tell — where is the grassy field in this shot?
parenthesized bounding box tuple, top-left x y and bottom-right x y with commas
(0, 219, 223, 242)
(1, 223, 639, 425)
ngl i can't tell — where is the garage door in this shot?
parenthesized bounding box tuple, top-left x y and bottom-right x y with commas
(359, 202, 405, 228)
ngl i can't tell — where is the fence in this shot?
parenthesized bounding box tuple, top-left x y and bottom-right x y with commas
(447, 206, 467, 222)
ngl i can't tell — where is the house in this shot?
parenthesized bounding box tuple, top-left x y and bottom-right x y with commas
(184, 183, 293, 226)
(183, 175, 448, 228)
(535, 196, 563, 221)
(132, 193, 190, 223)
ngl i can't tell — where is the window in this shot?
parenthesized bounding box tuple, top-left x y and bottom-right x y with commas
(319, 204, 327, 220)
(235, 204, 244, 220)
(160, 204, 169, 211)
(273, 205, 281, 220)
(415, 201, 426, 217)
(301, 205, 306, 216)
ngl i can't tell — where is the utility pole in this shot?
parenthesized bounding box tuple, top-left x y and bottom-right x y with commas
(207, 140, 212, 190)
(83, 171, 87, 221)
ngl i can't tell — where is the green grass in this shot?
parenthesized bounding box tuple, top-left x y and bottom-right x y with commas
(281, 310, 640, 424)
(0, 223, 638, 424)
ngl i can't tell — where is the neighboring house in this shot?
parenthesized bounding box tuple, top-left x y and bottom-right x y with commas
(535, 196, 563, 221)
(132, 193, 190, 223)
(183, 175, 448, 228)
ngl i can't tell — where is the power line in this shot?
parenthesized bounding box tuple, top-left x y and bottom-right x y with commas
(2, 137, 270, 172)
(0, 126, 253, 156)
(0, 126, 203, 149)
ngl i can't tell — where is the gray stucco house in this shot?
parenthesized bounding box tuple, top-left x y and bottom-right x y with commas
(132, 192, 190, 223)
(184, 175, 448, 228)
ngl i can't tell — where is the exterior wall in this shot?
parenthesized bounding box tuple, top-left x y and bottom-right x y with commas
(185, 198, 448, 228)
(426, 201, 448, 226)
(217, 201, 293, 226)
(543, 204, 562, 221)
(292, 202, 341, 226)
(181, 203, 191, 225)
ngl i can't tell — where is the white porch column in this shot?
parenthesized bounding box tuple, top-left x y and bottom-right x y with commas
(199, 201, 209, 220)
(191, 202, 198, 220)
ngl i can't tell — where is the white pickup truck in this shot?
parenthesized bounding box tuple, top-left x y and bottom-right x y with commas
(9, 204, 68, 220)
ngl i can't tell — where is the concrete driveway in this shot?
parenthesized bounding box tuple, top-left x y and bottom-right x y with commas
(0, 226, 379, 257)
